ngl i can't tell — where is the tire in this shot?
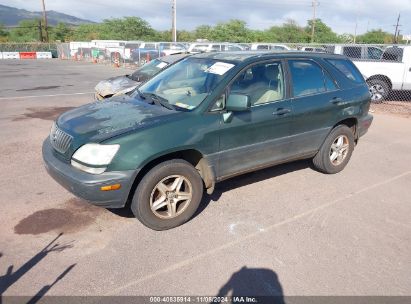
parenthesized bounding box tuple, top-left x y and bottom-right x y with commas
(131, 159, 204, 230)
(367, 78, 390, 103)
(313, 125, 355, 174)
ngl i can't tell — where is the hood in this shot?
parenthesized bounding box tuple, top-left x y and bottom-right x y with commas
(57, 95, 181, 151)
(95, 75, 140, 97)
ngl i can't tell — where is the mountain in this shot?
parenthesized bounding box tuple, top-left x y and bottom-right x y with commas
(0, 4, 94, 26)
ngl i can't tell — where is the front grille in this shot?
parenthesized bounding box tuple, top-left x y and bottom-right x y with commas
(50, 123, 73, 154)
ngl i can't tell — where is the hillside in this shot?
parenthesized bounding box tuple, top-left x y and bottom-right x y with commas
(0, 4, 94, 26)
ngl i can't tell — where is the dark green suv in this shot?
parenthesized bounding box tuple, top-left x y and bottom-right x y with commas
(43, 52, 373, 230)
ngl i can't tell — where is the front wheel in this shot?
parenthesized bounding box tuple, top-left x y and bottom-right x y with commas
(131, 159, 204, 230)
(312, 125, 355, 174)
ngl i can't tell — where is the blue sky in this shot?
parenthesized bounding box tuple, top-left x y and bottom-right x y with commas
(2, 0, 411, 35)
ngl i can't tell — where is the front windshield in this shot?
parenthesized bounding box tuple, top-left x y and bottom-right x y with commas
(137, 57, 236, 110)
(130, 59, 168, 82)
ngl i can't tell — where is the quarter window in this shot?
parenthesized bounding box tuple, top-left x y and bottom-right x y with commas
(289, 60, 336, 97)
(326, 59, 364, 83)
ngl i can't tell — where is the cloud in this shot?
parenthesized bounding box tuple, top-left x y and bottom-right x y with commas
(2, 0, 411, 35)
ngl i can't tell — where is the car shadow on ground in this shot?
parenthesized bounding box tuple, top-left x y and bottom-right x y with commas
(109, 159, 312, 220)
(216, 266, 285, 303)
(0, 233, 75, 303)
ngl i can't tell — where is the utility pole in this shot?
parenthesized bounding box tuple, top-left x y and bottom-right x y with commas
(171, 0, 177, 42)
(40, 0, 49, 42)
(311, 0, 319, 43)
(393, 13, 401, 44)
(353, 17, 358, 43)
(38, 19, 43, 41)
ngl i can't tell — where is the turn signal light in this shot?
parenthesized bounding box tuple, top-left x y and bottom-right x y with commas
(100, 184, 121, 191)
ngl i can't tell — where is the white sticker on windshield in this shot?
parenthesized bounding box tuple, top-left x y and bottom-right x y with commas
(156, 62, 168, 69)
(206, 62, 235, 75)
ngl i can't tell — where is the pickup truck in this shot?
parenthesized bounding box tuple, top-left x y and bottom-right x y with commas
(352, 46, 411, 102)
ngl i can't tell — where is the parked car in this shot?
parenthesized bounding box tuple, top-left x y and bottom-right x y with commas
(188, 43, 244, 53)
(91, 40, 143, 63)
(131, 42, 187, 65)
(238, 43, 251, 51)
(94, 54, 189, 100)
(250, 43, 291, 51)
(352, 46, 411, 102)
(300, 46, 327, 52)
(43, 51, 372, 230)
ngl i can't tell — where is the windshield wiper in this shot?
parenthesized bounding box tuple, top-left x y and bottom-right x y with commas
(144, 93, 175, 110)
(136, 88, 146, 100)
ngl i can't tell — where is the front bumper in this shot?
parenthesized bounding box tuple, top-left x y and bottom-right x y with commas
(358, 114, 373, 138)
(42, 139, 137, 208)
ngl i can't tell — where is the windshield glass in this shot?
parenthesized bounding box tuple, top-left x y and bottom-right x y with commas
(130, 59, 168, 82)
(136, 57, 236, 110)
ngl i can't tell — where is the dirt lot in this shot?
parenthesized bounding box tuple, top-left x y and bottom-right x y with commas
(0, 60, 410, 300)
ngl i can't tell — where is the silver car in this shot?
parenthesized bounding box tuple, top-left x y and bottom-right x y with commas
(94, 54, 188, 100)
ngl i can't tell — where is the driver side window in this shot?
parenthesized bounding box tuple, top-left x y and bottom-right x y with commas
(229, 61, 285, 106)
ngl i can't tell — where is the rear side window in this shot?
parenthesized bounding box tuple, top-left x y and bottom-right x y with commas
(326, 59, 364, 83)
(343, 46, 361, 59)
(382, 47, 403, 62)
(257, 45, 269, 50)
(288, 60, 337, 97)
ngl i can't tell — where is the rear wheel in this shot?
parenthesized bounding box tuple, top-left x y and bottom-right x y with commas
(131, 159, 204, 230)
(367, 78, 390, 103)
(313, 125, 355, 174)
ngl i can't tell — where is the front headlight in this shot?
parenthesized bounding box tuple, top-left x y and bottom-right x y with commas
(71, 143, 120, 174)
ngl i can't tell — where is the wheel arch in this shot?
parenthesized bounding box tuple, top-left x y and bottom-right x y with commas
(333, 117, 358, 141)
(126, 149, 216, 205)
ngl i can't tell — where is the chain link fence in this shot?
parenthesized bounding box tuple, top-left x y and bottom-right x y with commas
(1, 41, 410, 117)
(0, 42, 58, 57)
(56, 41, 189, 70)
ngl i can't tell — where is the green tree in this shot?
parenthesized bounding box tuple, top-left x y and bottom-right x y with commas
(177, 30, 195, 42)
(71, 23, 102, 40)
(210, 19, 252, 42)
(306, 19, 341, 43)
(0, 24, 8, 42)
(50, 22, 72, 42)
(356, 29, 393, 44)
(99, 17, 155, 40)
(277, 19, 309, 43)
(9, 19, 42, 42)
(194, 25, 213, 40)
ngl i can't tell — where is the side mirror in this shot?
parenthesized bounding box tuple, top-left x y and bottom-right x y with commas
(226, 94, 251, 112)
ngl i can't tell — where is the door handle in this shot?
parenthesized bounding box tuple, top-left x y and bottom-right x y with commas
(330, 97, 343, 104)
(272, 108, 291, 115)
